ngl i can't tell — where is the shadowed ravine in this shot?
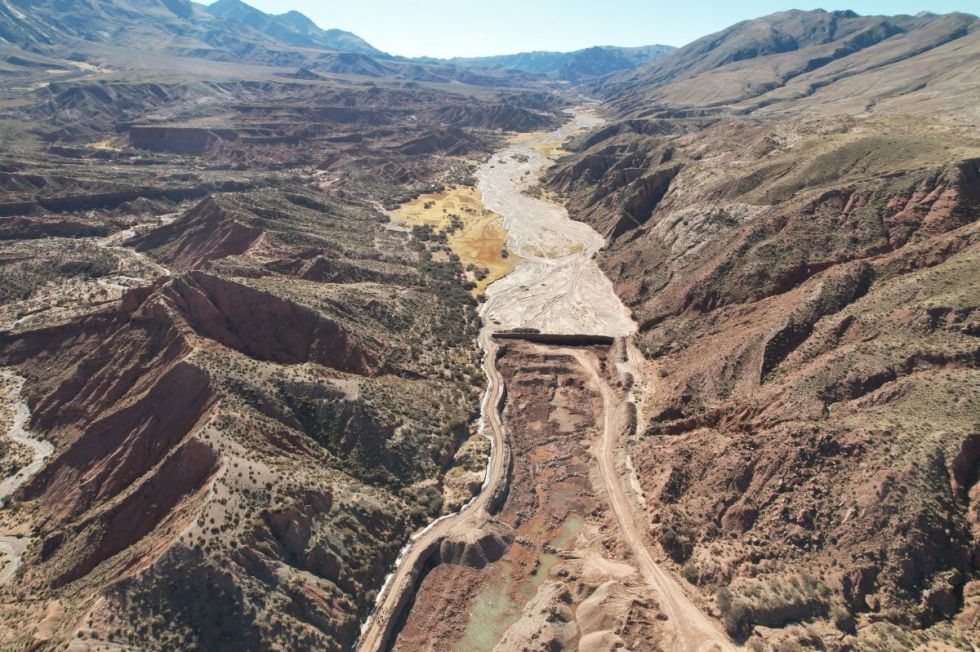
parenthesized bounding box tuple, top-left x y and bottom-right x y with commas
(0, 371, 53, 587)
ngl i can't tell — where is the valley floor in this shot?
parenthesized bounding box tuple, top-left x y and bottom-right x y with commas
(362, 110, 738, 652)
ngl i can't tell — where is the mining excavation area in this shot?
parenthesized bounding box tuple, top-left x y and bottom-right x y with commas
(360, 115, 733, 652)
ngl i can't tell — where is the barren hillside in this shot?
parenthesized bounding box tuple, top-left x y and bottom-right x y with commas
(543, 9, 979, 649)
(0, 3, 977, 651)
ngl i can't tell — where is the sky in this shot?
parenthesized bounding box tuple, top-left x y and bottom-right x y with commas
(205, 1, 980, 58)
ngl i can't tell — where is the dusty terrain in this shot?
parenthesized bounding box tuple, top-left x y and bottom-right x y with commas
(0, 373, 52, 505)
(478, 110, 636, 337)
(594, 10, 980, 121)
(359, 114, 650, 652)
(0, 185, 491, 649)
(393, 337, 738, 652)
(0, 3, 977, 651)
(374, 116, 734, 652)
(572, 344, 735, 652)
(542, 13, 980, 649)
(0, 8, 571, 648)
(394, 340, 673, 652)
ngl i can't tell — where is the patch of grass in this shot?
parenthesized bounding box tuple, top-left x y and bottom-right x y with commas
(392, 186, 517, 294)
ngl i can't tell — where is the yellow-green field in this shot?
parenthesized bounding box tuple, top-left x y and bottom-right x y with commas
(507, 131, 567, 159)
(88, 138, 122, 151)
(392, 186, 517, 295)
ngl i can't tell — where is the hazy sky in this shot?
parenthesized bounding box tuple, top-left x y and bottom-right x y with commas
(205, 1, 980, 58)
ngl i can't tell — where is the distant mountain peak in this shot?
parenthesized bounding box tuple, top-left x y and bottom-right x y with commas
(592, 7, 980, 119)
(206, 0, 254, 15)
(209, 0, 249, 9)
(279, 9, 314, 25)
(0, 0, 382, 60)
(203, 0, 382, 56)
(451, 44, 676, 82)
(161, 0, 193, 19)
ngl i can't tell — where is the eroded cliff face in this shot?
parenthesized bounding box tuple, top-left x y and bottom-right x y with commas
(127, 197, 264, 272)
(546, 115, 980, 648)
(395, 341, 672, 652)
(0, 185, 487, 650)
(0, 13, 573, 648)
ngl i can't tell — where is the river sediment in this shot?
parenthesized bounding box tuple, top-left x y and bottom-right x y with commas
(368, 109, 663, 651)
(478, 109, 635, 338)
(0, 371, 53, 587)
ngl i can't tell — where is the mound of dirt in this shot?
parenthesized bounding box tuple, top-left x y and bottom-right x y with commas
(438, 521, 514, 569)
(127, 196, 264, 271)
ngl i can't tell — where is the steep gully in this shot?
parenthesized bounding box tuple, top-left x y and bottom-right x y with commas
(0, 371, 53, 587)
(359, 109, 735, 651)
(0, 222, 174, 588)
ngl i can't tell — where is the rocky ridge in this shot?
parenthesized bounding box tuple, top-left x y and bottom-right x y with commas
(543, 13, 980, 647)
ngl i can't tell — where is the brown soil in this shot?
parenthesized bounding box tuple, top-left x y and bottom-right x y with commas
(127, 197, 264, 272)
(392, 564, 489, 649)
(0, 102, 500, 648)
(546, 109, 980, 650)
(393, 341, 673, 651)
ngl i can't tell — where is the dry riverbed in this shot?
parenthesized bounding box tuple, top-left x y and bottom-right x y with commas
(363, 108, 735, 652)
(478, 110, 635, 337)
(0, 371, 53, 587)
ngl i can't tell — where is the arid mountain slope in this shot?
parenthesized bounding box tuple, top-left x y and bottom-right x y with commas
(594, 9, 980, 120)
(204, 0, 383, 55)
(0, 0, 379, 57)
(450, 44, 676, 82)
(0, 0, 536, 85)
(0, 22, 570, 647)
(0, 181, 493, 649)
(0, 3, 977, 651)
(545, 12, 980, 647)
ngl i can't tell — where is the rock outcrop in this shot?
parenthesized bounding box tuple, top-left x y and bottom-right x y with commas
(0, 182, 486, 650)
(438, 521, 514, 569)
(546, 102, 980, 647)
(127, 197, 264, 271)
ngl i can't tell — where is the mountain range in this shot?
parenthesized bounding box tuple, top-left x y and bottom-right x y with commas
(203, 0, 382, 55)
(0, 0, 380, 55)
(594, 8, 980, 119)
(447, 44, 676, 82)
(0, 2, 977, 651)
(0, 0, 673, 82)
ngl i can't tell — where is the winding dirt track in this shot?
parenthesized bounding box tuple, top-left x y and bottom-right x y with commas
(570, 347, 737, 652)
(0, 536, 28, 586)
(359, 109, 735, 651)
(355, 330, 509, 652)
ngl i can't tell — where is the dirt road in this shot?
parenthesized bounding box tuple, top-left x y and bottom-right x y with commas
(359, 109, 732, 651)
(358, 109, 632, 651)
(356, 329, 509, 652)
(570, 347, 737, 652)
(0, 536, 28, 586)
